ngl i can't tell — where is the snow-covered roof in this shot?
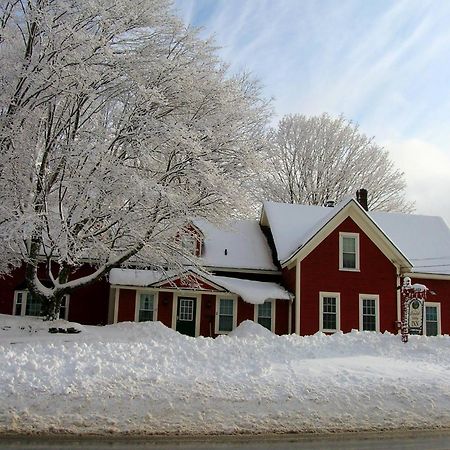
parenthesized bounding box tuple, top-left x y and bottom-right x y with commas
(109, 268, 291, 304)
(109, 269, 171, 287)
(208, 274, 292, 304)
(262, 201, 450, 276)
(194, 219, 278, 272)
(370, 211, 450, 275)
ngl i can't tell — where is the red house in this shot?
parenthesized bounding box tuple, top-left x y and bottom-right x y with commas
(1, 192, 450, 337)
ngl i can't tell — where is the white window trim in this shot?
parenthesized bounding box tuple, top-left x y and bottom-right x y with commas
(424, 301, 441, 336)
(319, 292, 341, 333)
(134, 290, 158, 322)
(339, 232, 360, 271)
(359, 294, 380, 332)
(253, 299, 276, 333)
(215, 295, 238, 334)
(13, 290, 70, 320)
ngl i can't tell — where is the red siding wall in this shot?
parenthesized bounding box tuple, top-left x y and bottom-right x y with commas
(237, 298, 254, 325)
(117, 289, 136, 322)
(300, 217, 398, 335)
(200, 294, 216, 337)
(275, 300, 290, 335)
(157, 291, 173, 328)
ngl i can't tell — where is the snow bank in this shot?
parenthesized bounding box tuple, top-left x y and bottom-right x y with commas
(1, 315, 450, 436)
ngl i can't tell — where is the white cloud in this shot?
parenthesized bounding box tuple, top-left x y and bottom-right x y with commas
(385, 138, 450, 225)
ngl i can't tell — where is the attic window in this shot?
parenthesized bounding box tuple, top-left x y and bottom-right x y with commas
(179, 224, 203, 257)
(339, 232, 360, 271)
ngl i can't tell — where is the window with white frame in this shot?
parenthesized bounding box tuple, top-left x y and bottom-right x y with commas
(137, 292, 155, 322)
(13, 291, 69, 319)
(359, 295, 379, 331)
(320, 292, 340, 332)
(339, 233, 359, 271)
(424, 302, 441, 336)
(256, 300, 274, 332)
(215, 297, 236, 334)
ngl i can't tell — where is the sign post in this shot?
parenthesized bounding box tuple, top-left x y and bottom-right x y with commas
(400, 277, 428, 343)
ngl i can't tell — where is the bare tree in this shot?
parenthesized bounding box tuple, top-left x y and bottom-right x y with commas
(256, 113, 413, 212)
(0, 0, 270, 318)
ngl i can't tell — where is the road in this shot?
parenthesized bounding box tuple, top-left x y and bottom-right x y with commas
(2, 430, 450, 450)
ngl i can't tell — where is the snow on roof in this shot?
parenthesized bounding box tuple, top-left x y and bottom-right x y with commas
(208, 274, 292, 304)
(370, 211, 450, 275)
(262, 200, 347, 262)
(263, 201, 450, 275)
(194, 219, 278, 272)
(109, 268, 291, 304)
(109, 268, 169, 287)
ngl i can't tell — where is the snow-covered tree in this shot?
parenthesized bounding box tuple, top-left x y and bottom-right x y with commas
(256, 113, 413, 212)
(0, 0, 270, 318)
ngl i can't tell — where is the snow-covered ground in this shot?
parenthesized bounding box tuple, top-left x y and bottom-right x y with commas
(1, 314, 450, 435)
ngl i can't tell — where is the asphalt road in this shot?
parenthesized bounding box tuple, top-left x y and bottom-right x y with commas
(2, 430, 450, 450)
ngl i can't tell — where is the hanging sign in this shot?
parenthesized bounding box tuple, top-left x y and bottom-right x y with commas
(407, 298, 424, 335)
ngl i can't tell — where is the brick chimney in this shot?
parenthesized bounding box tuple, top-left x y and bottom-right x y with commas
(356, 189, 368, 211)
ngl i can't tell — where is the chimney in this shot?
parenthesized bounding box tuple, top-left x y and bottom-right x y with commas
(356, 189, 368, 211)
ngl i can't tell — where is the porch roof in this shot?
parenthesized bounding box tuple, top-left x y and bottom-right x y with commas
(109, 268, 292, 305)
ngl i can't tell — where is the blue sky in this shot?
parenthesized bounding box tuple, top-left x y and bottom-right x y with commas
(175, 0, 450, 224)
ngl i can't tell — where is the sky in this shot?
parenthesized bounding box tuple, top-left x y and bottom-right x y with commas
(174, 0, 450, 225)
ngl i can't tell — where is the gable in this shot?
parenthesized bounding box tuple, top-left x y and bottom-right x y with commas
(263, 199, 411, 271)
(156, 273, 224, 292)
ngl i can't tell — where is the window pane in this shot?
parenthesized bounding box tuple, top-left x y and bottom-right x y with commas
(139, 293, 154, 322)
(343, 253, 356, 269)
(258, 317, 272, 331)
(14, 292, 23, 316)
(426, 306, 438, 336)
(257, 302, 272, 330)
(258, 302, 272, 318)
(179, 298, 194, 321)
(343, 237, 356, 253)
(218, 299, 234, 332)
(25, 294, 42, 316)
(219, 299, 233, 316)
(322, 297, 337, 330)
(362, 298, 376, 331)
(219, 315, 233, 332)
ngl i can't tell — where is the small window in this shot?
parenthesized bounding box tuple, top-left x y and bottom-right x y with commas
(320, 292, 340, 332)
(424, 303, 440, 336)
(256, 301, 273, 331)
(339, 233, 359, 271)
(359, 295, 379, 332)
(138, 293, 155, 322)
(215, 297, 236, 334)
(13, 291, 69, 319)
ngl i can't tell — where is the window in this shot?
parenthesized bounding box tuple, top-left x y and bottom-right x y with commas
(137, 293, 155, 322)
(339, 233, 359, 271)
(359, 294, 379, 332)
(13, 291, 69, 319)
(424, 302, 441, 336)
(215, 297, 237, 334)
(255, 300, 275, 332)
(319, 292, 340, 332)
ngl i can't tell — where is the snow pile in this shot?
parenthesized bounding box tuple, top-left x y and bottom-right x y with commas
(1, 315, 450, 436)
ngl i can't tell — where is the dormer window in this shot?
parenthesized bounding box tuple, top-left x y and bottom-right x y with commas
(181, 233, 197, 255)
(339, 232, 359, 271)
(179, 223, 204, 257)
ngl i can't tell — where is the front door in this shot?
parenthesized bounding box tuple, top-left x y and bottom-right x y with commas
(176, 297, 197, 337)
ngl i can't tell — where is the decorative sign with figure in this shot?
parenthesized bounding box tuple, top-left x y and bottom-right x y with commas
(400, 277, 433, 343)
(407, 298, 424, 335)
